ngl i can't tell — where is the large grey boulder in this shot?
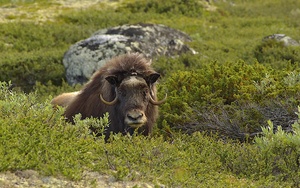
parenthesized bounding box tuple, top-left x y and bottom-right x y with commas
(63, 23, 196, 85)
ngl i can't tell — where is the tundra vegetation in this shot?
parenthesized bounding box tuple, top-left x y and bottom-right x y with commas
(0, 0, 300, 187)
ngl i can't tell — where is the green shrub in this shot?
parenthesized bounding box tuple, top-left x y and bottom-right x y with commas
(153, 53, 204, 76)
(0, 49, 65, 92)
(102, 131, 288, 187)
(0, 81, 298, 187)
(157, 60, 300, 139)
(254, 40, 300, 67)
(0, 82, 108, 179)
(213, 108, 300, 187)
(0, 21, 92, 92)
(253, 115, 300, 186)
(34, 80, 82, 103)
(158, 61, 264, 124)
(119, 0, 203, 17)
(220, 109, 300, 187)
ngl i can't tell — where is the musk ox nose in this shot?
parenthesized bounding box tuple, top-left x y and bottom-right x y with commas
(127, 111, 143, 121)
(125, 110, 147, 128)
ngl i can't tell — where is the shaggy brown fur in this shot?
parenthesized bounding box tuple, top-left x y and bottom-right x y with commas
(52, 53, 164, 139)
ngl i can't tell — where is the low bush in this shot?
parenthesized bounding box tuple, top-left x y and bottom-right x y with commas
(157, 60, 300, 140)
(1, 81, 299, 186)
(119, 0, 203, 17)
(0, 22, 91, 92)
(254, 39, 300, 68)
(253, 118, 300, 186)
(0, 81, 108, 179)
(0, 49, 65, 92)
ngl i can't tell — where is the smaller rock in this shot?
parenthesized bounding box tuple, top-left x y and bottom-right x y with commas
(15, 169, 39, 179)
(263, 34, 300, 46)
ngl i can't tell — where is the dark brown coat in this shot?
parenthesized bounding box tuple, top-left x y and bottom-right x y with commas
(53, 53, 166, 139)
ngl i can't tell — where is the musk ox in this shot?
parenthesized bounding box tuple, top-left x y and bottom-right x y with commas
(51, 53, 166, 139)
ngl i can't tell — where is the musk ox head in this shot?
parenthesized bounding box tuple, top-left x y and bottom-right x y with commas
(100, 72, 166, 129)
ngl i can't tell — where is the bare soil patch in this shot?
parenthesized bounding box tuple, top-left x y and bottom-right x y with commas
(0, 170, 155, 188)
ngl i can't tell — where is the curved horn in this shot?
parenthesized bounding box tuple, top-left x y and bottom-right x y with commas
(100, 92, 118, 105)
(149, 93, 167, 105)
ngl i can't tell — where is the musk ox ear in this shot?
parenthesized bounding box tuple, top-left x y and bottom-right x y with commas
(105, 76, 118, 86)
(147, 73, 160, 84)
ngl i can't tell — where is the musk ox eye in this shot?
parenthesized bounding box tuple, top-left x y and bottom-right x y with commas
(143, 89, 149, 97)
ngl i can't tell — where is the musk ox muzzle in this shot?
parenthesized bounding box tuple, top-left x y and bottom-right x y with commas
(125, 109, 147, 128)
